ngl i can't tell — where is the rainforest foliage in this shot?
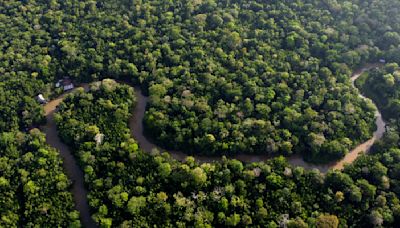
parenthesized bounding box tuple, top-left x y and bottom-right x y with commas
(5, 0, 400, 161)
(56, 80, 400, 227)
(2, 0, 400, 226)
(0, 74, 45, 132)
(356, 63, 400, 122)
(55, 79, 136, 148)
(0, 130, 80, 227)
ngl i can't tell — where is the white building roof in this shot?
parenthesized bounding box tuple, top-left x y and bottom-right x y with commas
(37, 94, 46, 102)
(64, 84, 74, 91)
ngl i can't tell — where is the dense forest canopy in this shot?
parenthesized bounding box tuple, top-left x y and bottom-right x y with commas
(1, 0, 400, 227)
(356, 63, 400, 122)
(55, 79, 136, 148)
(4, 0, 400, 161)
(0, 130, 80, 227)
(55, 80, 400, 227)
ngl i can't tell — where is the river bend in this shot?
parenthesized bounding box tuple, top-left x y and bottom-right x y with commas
(41, 64, 386, 226)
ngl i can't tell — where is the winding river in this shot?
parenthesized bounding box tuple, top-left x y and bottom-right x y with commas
(130, 64, 387, 172)
(42, 85, 96, 228)
(41, 64, 385, 226)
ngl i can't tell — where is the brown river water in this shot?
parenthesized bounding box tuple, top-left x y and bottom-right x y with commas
(41, 64, 385, 226)
(41, 85, 97, 228)
(129, 64, 386, 172)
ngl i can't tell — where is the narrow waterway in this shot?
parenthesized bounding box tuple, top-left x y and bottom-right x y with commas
(129, 64, 386, 172)
(42, 86, 96, 228)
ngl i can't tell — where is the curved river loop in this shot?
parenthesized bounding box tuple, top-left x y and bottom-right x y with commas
(41, 64, 386, 227)
(130, 63, 386, 172)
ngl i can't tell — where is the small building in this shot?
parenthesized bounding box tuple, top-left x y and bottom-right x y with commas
(62, 78, 74, 91)
(55, 77, 74, 91)
(37, 94, 47, 104)
(55, 81, 61, 88)
(379, 59, 386, 63)
(94, 133, 105, 146)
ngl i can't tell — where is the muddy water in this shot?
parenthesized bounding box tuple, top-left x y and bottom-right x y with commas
(286, 64, 386, 172)
(129, 64, 386, 172)
(42, 86, 96, 228)
(129, 88, 220, 163)
(129, 88, 298, 165)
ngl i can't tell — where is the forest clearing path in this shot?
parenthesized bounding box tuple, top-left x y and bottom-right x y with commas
(41, 64, 386, 226)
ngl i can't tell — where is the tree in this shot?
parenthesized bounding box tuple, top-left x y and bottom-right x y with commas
(158, 163, 172, 177)
(191, 167, 207, 186)
(288, 217, 308, 228)
(127, 196, 146, 215)
(315, 214, 339, 228)
(226, 213, 241, 226)
(107, 185, 129, 208)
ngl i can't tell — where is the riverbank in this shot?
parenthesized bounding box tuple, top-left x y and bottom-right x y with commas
(40, 64, 386, 226)
(41, 86, 96, 228)
(129, 64, 386, 172)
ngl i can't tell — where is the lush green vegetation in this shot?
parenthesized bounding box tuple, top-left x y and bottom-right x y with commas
(0, 75, 45, 132)
(0, 129, 80, 227)
(356, 63, 400, 122)
(6, 0, 400, 162)
(3, 0, 400, 226)
(56, 80, 400, 227)
(55, 79, 136, 148)
(139, 0, 383, 160)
